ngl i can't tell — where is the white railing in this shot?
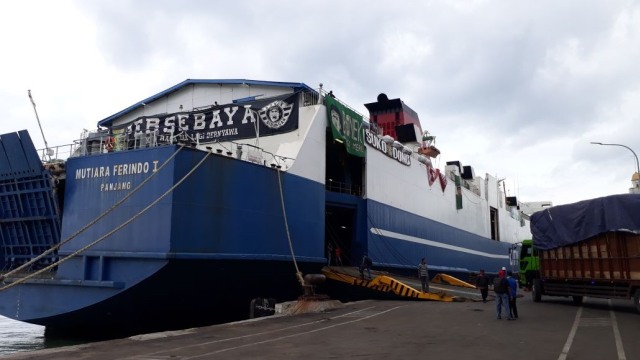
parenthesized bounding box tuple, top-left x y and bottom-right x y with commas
(38, 132, 296, 171)
(38, 143, 77, 163)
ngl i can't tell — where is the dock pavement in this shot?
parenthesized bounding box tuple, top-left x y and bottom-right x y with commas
(2, 287, 639, 360)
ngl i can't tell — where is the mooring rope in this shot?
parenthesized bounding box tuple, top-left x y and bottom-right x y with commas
(276, 169, 305, 288)
(0, 148, 211, 291)
(0, 145, 186, 282)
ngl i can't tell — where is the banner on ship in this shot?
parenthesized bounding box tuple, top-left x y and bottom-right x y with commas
(426, 165, 448, 193)
(325, 96, 366, 157)
(110, 93, 299, 143)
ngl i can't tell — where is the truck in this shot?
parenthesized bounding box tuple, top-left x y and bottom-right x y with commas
(528, 194, 640, 312)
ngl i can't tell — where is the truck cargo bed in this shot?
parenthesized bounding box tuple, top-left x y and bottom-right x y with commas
(540, 231, 640, 282)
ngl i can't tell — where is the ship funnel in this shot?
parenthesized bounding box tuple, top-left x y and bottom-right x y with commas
(364, 94, 423, 142)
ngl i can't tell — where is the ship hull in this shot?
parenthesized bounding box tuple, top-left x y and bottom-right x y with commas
(19, 259, 319, 339)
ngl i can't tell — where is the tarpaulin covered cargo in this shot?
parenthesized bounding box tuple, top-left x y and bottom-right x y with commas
(530, 194, 640, 250)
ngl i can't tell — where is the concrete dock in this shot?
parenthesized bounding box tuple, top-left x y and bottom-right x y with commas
(2, 290, 639, 360)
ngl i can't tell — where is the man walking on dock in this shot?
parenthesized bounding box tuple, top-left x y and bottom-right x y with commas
(494, 267, 511, 320)
(418, 258, 429, 292)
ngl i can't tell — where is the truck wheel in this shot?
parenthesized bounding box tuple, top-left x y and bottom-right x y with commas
(634, 289, 640, 313)
(572, 296, 583, 304)
(532, 278, 542, 302)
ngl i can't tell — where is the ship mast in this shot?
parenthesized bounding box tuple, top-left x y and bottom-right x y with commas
(28, 90, 52, 161)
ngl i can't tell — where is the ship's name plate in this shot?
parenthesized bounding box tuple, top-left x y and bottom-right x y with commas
(364, 129, 411, 166)
(74, 160, 159, 192)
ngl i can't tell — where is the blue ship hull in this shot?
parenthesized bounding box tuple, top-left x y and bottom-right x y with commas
(16, 259, 319, 338)
(323, 189, 512, 277)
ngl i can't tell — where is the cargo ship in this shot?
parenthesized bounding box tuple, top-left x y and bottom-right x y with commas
(0, 79, 533, 338)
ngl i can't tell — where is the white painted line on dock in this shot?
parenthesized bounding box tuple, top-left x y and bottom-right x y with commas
(180, 305, 405, 359)
(126, 304, 387, 359)
(557, 299, 627, 360)
(609, 300, 627, 360)
(557, 306, 582, 360)
(129, 328, 197, 341)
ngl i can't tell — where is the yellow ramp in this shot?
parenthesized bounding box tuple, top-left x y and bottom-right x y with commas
(321, 267, 457, 302)
(431, 273, 476, 288)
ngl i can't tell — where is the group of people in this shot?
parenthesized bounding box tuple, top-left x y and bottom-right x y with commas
(327, 244, 519, 320)
(326, 243, 374, 280)
(475, 267, 518, 320)
(326, 245, 431, 290)
(361, 255, 429, 292)
(327, 245, 517, 317)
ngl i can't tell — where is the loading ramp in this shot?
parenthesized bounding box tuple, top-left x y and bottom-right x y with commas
(321, 266, 487, 302)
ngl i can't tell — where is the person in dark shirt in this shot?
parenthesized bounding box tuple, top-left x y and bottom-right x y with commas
(494, 267, 512, 320)
(335, 246, 343, 266)
(475, 269, 489, 302)
(359, 254, 372, 279)
(418, 258, 429, 292)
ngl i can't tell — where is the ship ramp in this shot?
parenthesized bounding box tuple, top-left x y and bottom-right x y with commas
(0, 131, 61, 273)
(321, 266, 489, 302)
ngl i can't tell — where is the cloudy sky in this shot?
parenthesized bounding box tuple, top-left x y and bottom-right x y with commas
(1, 0, 639, 206)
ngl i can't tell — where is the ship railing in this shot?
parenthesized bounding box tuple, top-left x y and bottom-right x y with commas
(38, 133, 297, 171)
(315, 88, 371, 123)
(326, 179, 363, 196)
(300, 90, 321, 107)
(37, 143, 77, 163)
(38, 133, 120, 161)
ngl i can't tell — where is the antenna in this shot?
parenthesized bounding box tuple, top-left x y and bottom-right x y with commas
(28, 90, 52, 160)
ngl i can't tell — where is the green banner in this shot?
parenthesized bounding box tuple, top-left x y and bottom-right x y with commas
(325, 96, 366, 157)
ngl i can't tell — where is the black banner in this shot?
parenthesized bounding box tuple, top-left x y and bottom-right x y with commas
(111, 93, 299, 143)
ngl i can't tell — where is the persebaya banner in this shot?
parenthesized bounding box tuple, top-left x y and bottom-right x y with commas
(111, 93, 299, 143)
(325, 96, 366, 157)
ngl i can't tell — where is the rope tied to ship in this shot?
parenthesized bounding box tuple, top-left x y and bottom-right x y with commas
(0, 145, 199, 290)
(276, 168, 305, 288)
